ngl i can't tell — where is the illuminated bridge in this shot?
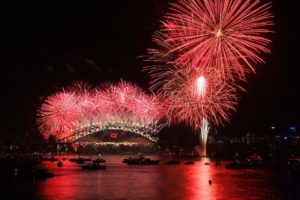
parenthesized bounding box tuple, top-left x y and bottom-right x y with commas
(60, 122, 166, 143)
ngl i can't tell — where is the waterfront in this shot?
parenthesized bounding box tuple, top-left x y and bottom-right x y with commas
(1, 155, 299, 200)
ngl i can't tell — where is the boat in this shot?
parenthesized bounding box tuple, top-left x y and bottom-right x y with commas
(123, 156, 160, 165)
(81, 163, 106, 170)
(69, 158, 91, 164)
(184, 160, 194, 165)
(92, 158, 106, 164)
(166, 159, 180, 165)
(122, 157, 132, 163)
(57, 161, 63, 167)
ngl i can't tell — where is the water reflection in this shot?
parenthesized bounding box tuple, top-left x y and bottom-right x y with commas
(189, 157, 215, 200)
(155, 157, 216, 200)
(17, 155, 285, 200)
(36, 155, 162, 200)
(36, 160, 79, 200)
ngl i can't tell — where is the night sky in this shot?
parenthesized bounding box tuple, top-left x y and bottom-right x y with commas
(0, 0, 298, 140)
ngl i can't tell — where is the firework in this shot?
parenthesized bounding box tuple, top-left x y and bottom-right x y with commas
(200, 118, 209, 156)
(37, 81, 166, 142)
(149, 65, 239, 156)
(150, 0, 273, 79)
(68, 81, 95, 119)
(157, 65, 238, 129)
(144, 0, 273, 156)
(37, 91, 81, 139)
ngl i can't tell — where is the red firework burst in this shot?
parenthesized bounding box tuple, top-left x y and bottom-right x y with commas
(37, 81, 166, 140)
(68, 81, 94, 117)
(154, 65, 239, 129)
(37, 91, 81, 139)
(152, 0, 273, 79)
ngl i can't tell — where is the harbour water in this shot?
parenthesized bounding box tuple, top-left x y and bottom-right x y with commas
(0, 155, 299, 200)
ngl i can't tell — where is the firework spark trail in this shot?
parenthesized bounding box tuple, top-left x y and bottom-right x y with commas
(148, 65, 239, 156)
(200, 118, 209, 156)
(68, 82, 94, 118)
(150, 0, 273, 79)
(37, 91, 81, 139)
(159, 65, 238, 130)
(37, 81, 166, 141)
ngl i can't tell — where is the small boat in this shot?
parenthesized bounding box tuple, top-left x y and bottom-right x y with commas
(69, 158, 91, 164)
(69, 158, 77, 162)
(75, 160, 85, 164)
(123, 156, 160, 165)
(122, 157, 132, 163)
(166, 159, 180, 165)
(92, 158, 106, 164)
(57, 161, 63, 167)
(81, 164, 106, 170)
(184, 160, 194, 165)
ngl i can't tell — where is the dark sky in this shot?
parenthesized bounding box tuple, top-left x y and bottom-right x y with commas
(0, 0, 298, 139)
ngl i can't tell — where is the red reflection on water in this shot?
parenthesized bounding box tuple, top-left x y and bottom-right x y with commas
(187, 157, 215, 200)
(185, 158, 277, 199)
(36, 158, 78, 200)
(33, 156, 278, 200)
